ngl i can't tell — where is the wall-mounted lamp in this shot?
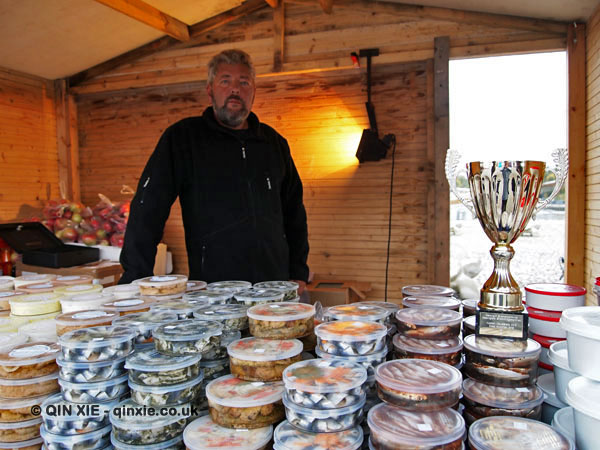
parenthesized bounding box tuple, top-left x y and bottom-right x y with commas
(354, 48, 394, 163)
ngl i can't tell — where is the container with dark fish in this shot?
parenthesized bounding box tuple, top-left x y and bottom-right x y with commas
(253, 281, 299, 302)
(207, 281, 252, 294)
(111, 432, 185, 450)
(273, 420, 363, 450)
(393, 334, 463, 366)
(315, 321, 387, 357)
(149, 301, 199, 320)
(198, 357, 229, 381)
(183, 290, 234, 305)
(193, 304, 249, 332)
(233, 289, 284, 307)
(315, 346, 387, 378)
(395, 307, 462, 340)
(152, 320, 222, 357)
(129, 373, 204, 406)
(40, 393, 116, 435)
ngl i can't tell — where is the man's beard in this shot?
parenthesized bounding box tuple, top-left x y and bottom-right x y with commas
(212, 94, 250, 128)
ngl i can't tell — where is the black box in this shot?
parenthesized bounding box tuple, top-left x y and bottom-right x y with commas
(0, 222, 99, 268)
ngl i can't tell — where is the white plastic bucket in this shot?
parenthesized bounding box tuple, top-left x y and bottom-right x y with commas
(537, 372, 568, 425)
(548, 340, 578, 404)
(565, 376, 600, 450)
(552, 407, 575, 444)
(559, 306, 600, 382)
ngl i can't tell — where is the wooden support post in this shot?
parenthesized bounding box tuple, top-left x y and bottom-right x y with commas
(433, 36, 450, 286)
(566, 23, 585, 287)
(55, 80, 81, 202)
(273, 2, 285, 72)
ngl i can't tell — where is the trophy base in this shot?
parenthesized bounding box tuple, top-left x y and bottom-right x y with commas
(476, 307, 529, 340)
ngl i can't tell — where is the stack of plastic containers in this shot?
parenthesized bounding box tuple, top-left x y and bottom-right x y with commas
(184, 415, 273, 450)
(113, 311, 178, 350)
(8, 293, 62, 328)
(0, 341, 61, 450)
(0, 277, 14, 293)
(253, 281, 299, 302)
(45, 325, 135, 449)
(13, 275, 56, 290)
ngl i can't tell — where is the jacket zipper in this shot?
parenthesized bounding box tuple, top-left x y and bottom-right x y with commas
(140, 177, 150, 204)
(266, 176, 272, 190)
(200, 245, 206, 275)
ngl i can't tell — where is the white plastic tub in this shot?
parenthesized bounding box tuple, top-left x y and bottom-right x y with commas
(552, 407, 575, 444)
(565, 376, 600, 450)
(537, 372, 568, 424)
(528, 307, 565, 338)
(559, 306, 600, 381)
(524, 283, 586, 311)
(548, 340, 578, 404)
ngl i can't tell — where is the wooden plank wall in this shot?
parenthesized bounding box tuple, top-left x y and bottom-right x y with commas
(0, 68, 59, 221)
(585, 4, 600, 305)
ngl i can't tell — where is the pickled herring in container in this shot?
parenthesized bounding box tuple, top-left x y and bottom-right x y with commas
(234, 289, 284, 307)
(253, 281, 299, 302)
(59, 373, 129, 403)
(183, 290, 234, 305)
(153, 319, 222, 356)
(227, 337, 302, 381)
(328, 304, 389, 325)
(41, 393, 114, 435)
(393, 334, 463, 366)
(0, 342, 60, 379)
(315, 346, 387, 378)
(101, 297, 155, 316)
(207, 281, 252, 294)
(205, 375, 285, 429)
(41, 423, 111, 450)
(9, 293, 61, 316)
(274, 420, 362, 450)
(126, 347, 201, 386)
(247, 303, 314, 339)
(395, 307, 462, 340)
(128, 373, 203, 406)
(283, 359, 367, 409)
(184, 415, 272, 450)
(57, 355, 126, 383)
(402, 296, 461, 311)
(112, 311, 178, 345)
(315, 321, 387, 357)
(401, 285, 455, 297)
(137, 275, 188, 296)
(55, 310, 119, 336)
(193, 304, 249, 332)
(368, 403, 464, 450)
(375, 359, 462, 411)
(59, 325, 136, 362)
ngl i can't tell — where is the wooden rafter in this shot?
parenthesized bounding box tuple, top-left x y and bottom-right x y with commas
(264, 0, 279, 7)
(273, 2, 285, 71)
(93, 0, 190, 41)
(69, 0, 268, 87)
(319, 0, 333, 14)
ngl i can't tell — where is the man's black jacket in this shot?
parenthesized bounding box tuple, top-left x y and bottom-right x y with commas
(119, 107, 309, 284)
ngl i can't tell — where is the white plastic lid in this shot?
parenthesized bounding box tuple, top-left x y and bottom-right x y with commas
(0, 342, 60, 366)
(112, 432, 183, 450)
(227, 337, 303, 362)
(463, 335, 541, 358)
(207, 281, 252, 293)
(0, 332, 28, 353)
(552, 407, 575, 441)
(283, 359, 367, 393)
(402, 296, 461, 310)
(103, 284, 140, 298)
(367, 404, 464, 447)
(54, 275, 93, 285)
(194, 304, 249, 320)
(14, 274, 56, 287)
(112, 310, 178, 329)
(184, 290, 233, 303)
(274, 420, 361, 450)
(101, 297, 155, 312)
(565, 376, 600, 420)
(9, 293, 61, 308)
(375, 359, 462, 394)
(253, 281, 299, 291)
(328, 304, 389, 322)
(314, 321, 387, 342)
(186, 280, 208, 291)
(525, 283, 586, 296)
(393, 335, 463, 355)
(153, 319, 223, 341)
(184, 415, 273, 450)
(402, 285, 454, 297)
(125, 347, 201, 372)
(109, 398, 190, 429)
(395, 307, 462, 326)
(128, 372, 203, 394)
(548, 340, 572, 371)
(55, 309, 119, 327)
(468, 416, 574, 450)
(205, 374, 284, 408)
(357, 301, 400, 314)
(54, 284, 103, 297)
(137, 274, 188, 288)
(463, 378, 543, 409)
(538, 372, 568, 409)
(61, 292, 114, 309)
(247, 302, 314, 321)
(59, 325, 136, 349)
(559, 306, 600, 339)
(234, 288, 284, 303)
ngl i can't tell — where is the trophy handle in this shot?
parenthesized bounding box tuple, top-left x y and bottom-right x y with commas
(534, 148, 569, 215)
(445, 149, 475, 215)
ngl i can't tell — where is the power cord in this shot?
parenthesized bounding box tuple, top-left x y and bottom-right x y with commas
(383, 134, 396, 302)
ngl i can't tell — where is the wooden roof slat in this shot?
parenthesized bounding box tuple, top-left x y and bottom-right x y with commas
(93, 0, 190, 41)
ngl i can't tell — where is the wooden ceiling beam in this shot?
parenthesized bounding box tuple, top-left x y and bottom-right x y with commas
(265, 0, 279, 7)
(318, 0, 333, 14)
(93, 0, 190, 41)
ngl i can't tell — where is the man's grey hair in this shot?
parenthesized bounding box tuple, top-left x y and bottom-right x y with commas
(207, 49, 255, 85)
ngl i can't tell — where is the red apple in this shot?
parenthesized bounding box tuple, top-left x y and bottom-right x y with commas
(55, 230, 64, 239)
(81, 207, 93, 219)
(102, 221, 113, 234)
(90, 217, 101, 230)
(98, 239, 110, 246)
(61, 227, 78, 242)
(96, 229, 107, 239)
(110, 233, 125, 248)
(54, 218, 69, 230)
(81, 233, 97, 246)
(63, 210, 73, 220)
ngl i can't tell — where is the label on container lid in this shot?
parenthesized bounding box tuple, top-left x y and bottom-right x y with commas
(393, 334, 463, 355)
(463, 335, 540, 357)
(186, 281, 207, 291)
(206, 375, 284, 408)
(0, 342, 60, 365)
(328, 304, 389, 321)
(184, 415, 273, 450)
(247, 302, 314, 321)
(283, 359, 367, 393)
(194, 304, 248, 320)
(27, 283, 53, 289)
(525, 283, 586, 296)
(315, 320, 387, 342)
(273, 421, 362, 450)
(227, 337, 302, 362)
(151, 276, 177, 282)
(375, 360, 461, 394)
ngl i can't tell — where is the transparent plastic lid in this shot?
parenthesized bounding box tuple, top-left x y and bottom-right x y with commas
(59, 325, 136, 349)
(282, 391, 365, 417)
(198, 356, 228, 368)
(186, 281, 207, 292)
(205, 375, 284, 408)
(314, 321, 387, 342)
(463, 335, 540, 358)
(274, 420, 362, 450)
(402, 296, 461, 310)
(315, 345, 387, 363)
(468, 416, 574, 449)
(112, 311, 178, 329)
(0, 416, 42, 430)
(0, 437, 43, 449)
(137, 275, 188, 288)
(112, 432, 182, 450)
(14, 274, 56, 286)
(194, 304, 249, 320)
(559, 306, 600, 340)
(367, 403, 464, 446)
(56, 354, 126, 369)
(0, 392, 53, 410)
(103, 284, 140, 297)
(328, 304, 389, 322)
(395, 307, 462, 326)
(150, 300, 197, 314)
(358, 301, 400, 314)
(402, 285, 454, 297)
(0, 332, 28, 353)
(463, 315, 476, 330)
(19, 319, 57, 339)
(20, 282, 65, 293)
(128, 372, 203, 393)
(41, 392, 115, 419)
(54, 284, 103, 296)
(234, 289, 284, 303)
(462, 299, 478, 310)
(375, 359, 462, 394)
(0, 342, 60, 366)
(63, 291, 113, 305)
(54, 275, 93, 285)
(0, 291, 25, 300)
(253, 281, 298, 291)
(247, 302, 314, 321)
(184, 290, 233, 304)
(109, 399, 190, 429)
(55, 309, 119, 327)
(283, 359, 367, 393)
(153, 319, 223, 341)
(184, 415, 273, 450)
(207, 281, 252, 293)
(0, 371, 58, 386)
(125, 347, 201, 372)
(41, 423, 110, 444)
(9, 293, 61, 306)
(524, 283, 586, 296)
(101, 297, 154, 312)
(59, 372, 128, 390)
(565, 376, 600, 421)
(227, 337, 303, 362)
(393, 335, 463, 354)
(548, 341, 571, 370)
(463, 378, 543, 409)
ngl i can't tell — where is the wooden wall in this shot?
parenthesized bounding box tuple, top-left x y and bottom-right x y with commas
(0, 68, 59, 221)
(585, 4, 600, 305)
(73, 1, 568, 302)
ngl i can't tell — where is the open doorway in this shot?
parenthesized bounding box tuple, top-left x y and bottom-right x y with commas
(448, 52, 567, 299)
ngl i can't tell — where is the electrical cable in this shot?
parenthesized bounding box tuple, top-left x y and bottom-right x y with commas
(384, 135, 396, 302)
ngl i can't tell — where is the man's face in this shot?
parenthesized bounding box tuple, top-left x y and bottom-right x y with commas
(207, 63, 255, 129)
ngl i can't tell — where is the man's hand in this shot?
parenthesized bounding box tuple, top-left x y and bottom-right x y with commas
(291, 280, 306, 295)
